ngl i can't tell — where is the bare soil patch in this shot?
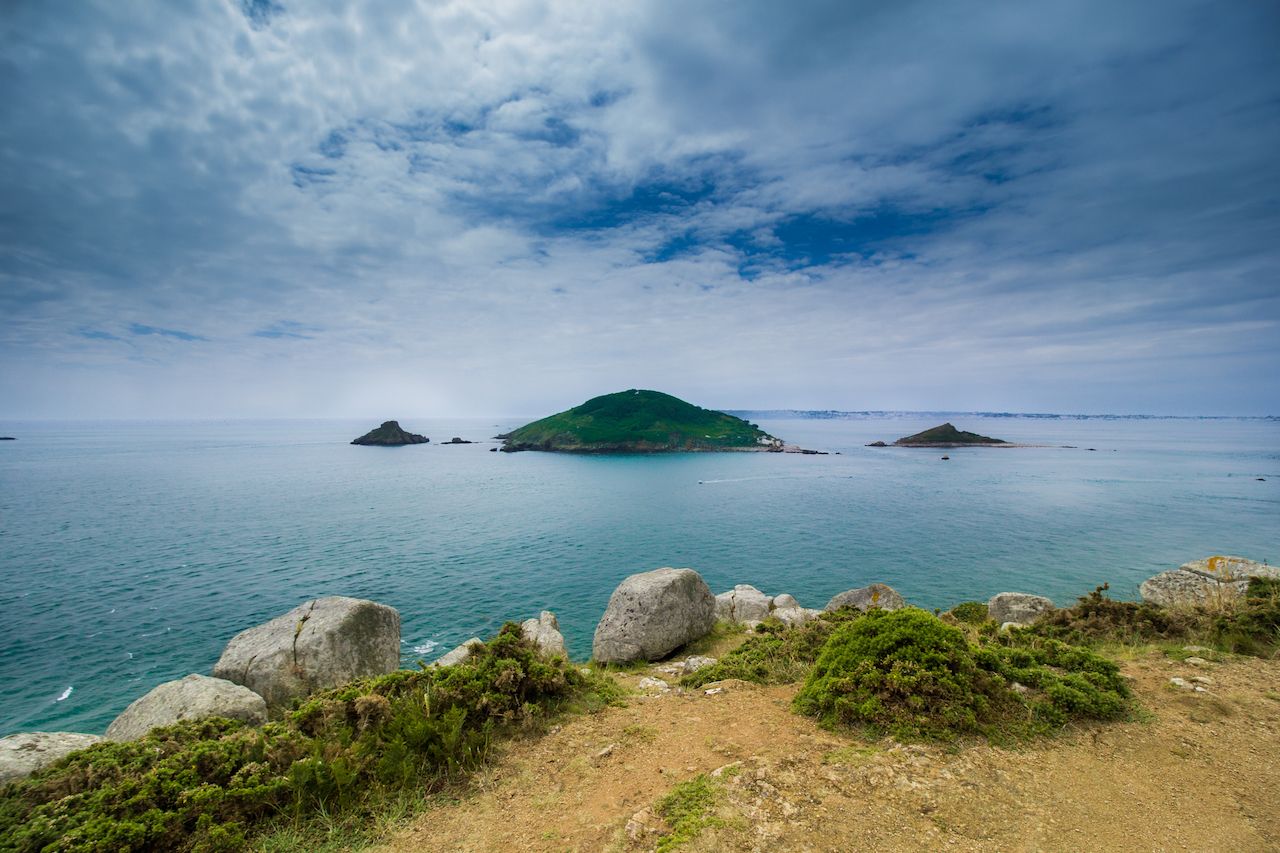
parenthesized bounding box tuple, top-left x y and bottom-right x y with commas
(374, 651, 1280, 852)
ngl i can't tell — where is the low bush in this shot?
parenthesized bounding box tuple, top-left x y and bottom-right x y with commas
(680, 610, 864, 688)
(0, 624, 621, 852)
(1029, 579, 1280, 656)
(793, 608, 1131, 743)
(945, 601, 990, 625)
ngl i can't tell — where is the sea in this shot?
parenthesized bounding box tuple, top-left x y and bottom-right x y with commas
(0, 414, 1276, 737)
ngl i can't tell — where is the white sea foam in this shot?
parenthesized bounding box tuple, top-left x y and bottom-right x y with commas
(411, 640, 440, 656)
(55, 686, 73, 702)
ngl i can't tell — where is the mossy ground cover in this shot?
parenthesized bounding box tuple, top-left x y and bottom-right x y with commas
(0, 625, 622, 853)
(652, 772, 734, 852)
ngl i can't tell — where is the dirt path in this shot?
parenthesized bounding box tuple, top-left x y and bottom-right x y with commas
(375, 652, 1280, 852)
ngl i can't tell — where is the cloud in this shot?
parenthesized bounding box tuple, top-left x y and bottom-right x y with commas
(77, 328, 123, 341)
(252, 320, 319, 340)
(128, 323, 207, 342)
(0, 0, 1277, 417)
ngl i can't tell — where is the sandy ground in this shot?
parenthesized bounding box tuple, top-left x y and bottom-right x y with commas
(374, 650, 1280, 853)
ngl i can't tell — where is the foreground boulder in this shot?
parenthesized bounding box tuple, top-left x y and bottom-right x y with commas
(521, 611, 567, 657)
(0, 732, 102, 784)
(1140, 555, 1279, 608)
(825, 583, 905, 612)
(213, 596, 400, 709)
(987, 592, 1055, 625)
(714, 584, 773, 624)
(593, 568, 716, 663)
(105, 674, 267, 741)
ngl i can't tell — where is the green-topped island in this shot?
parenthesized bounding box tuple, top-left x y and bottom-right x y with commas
(499, 389, 791, 453)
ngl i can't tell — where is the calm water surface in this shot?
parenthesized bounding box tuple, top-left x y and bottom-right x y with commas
(0, 415, 1276, 736)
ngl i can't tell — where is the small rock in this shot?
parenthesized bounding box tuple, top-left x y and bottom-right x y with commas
(1185, 656, 1211, 667)
(771, 593, 799, 609)
(106, 674, 267, 741)
(637, 677, 669, 691)
(520, 611, 567, 657)
(595, 743, 618, 760)
(705, 687, 726, 696)
(0, 732, 103, 784)
(1190, 676, 1213, 685)
(715, 584, 773, 624)
(1010, 681, 1031, 695)
(987, 592, 1055, 625)
(433, 638, 484, 667)
(1170, 677, 1193, 690)
(1000, 621, 1025, 631)
(681, 655, 717, 673)
(711, 761, 742, 777)
(772, 606, 822, 627)
(824, 583, 905, 612)
(625, 807, 665, 840)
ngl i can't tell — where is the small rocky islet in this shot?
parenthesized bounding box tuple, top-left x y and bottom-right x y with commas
(867, 421, 1008, 448)
(350, 420, 429, 446)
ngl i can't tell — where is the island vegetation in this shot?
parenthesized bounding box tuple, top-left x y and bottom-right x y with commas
(499, 389, 779, 453)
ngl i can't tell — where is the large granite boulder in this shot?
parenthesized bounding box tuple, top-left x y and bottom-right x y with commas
(987, 592, 1055, 626)
(714, 584, 773, 624)
(106, 674, 268, 741)
(824, 583, 905, 612)
(593, 568, 716, 664)
(0, 732, 103, 784)
(1140, 556, 1279, 608)
(213, 596, 400, 709)
(521, 611, 567, 657)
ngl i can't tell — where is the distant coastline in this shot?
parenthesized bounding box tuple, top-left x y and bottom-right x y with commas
(727, 410, 1279, 421)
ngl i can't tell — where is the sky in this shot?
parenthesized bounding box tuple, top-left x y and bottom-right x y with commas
(1, 0, 1278, 418)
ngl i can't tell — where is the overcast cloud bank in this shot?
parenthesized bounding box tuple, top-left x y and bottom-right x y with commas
(2, 0, 1277, 417)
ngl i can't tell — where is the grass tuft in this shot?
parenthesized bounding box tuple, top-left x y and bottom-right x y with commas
(653, 774, 726, 852)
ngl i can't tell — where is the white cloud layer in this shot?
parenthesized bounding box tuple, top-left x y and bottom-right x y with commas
(1, 0, 1277, 416)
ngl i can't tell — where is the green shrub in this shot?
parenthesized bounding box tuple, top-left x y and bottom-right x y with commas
(946, 601, 990, 625)
(1029, 579, 1280, 656)
(680, 610, 864, 688)
(792, 608, 1130, 742)
(0, 624, 619, 852)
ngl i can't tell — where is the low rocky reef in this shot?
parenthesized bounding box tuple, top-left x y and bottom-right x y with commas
(2, 554, 1270, 783)
(351, 420, 429, 446)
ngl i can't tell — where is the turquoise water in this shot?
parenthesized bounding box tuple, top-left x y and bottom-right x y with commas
(0, 415, 1276, 737)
